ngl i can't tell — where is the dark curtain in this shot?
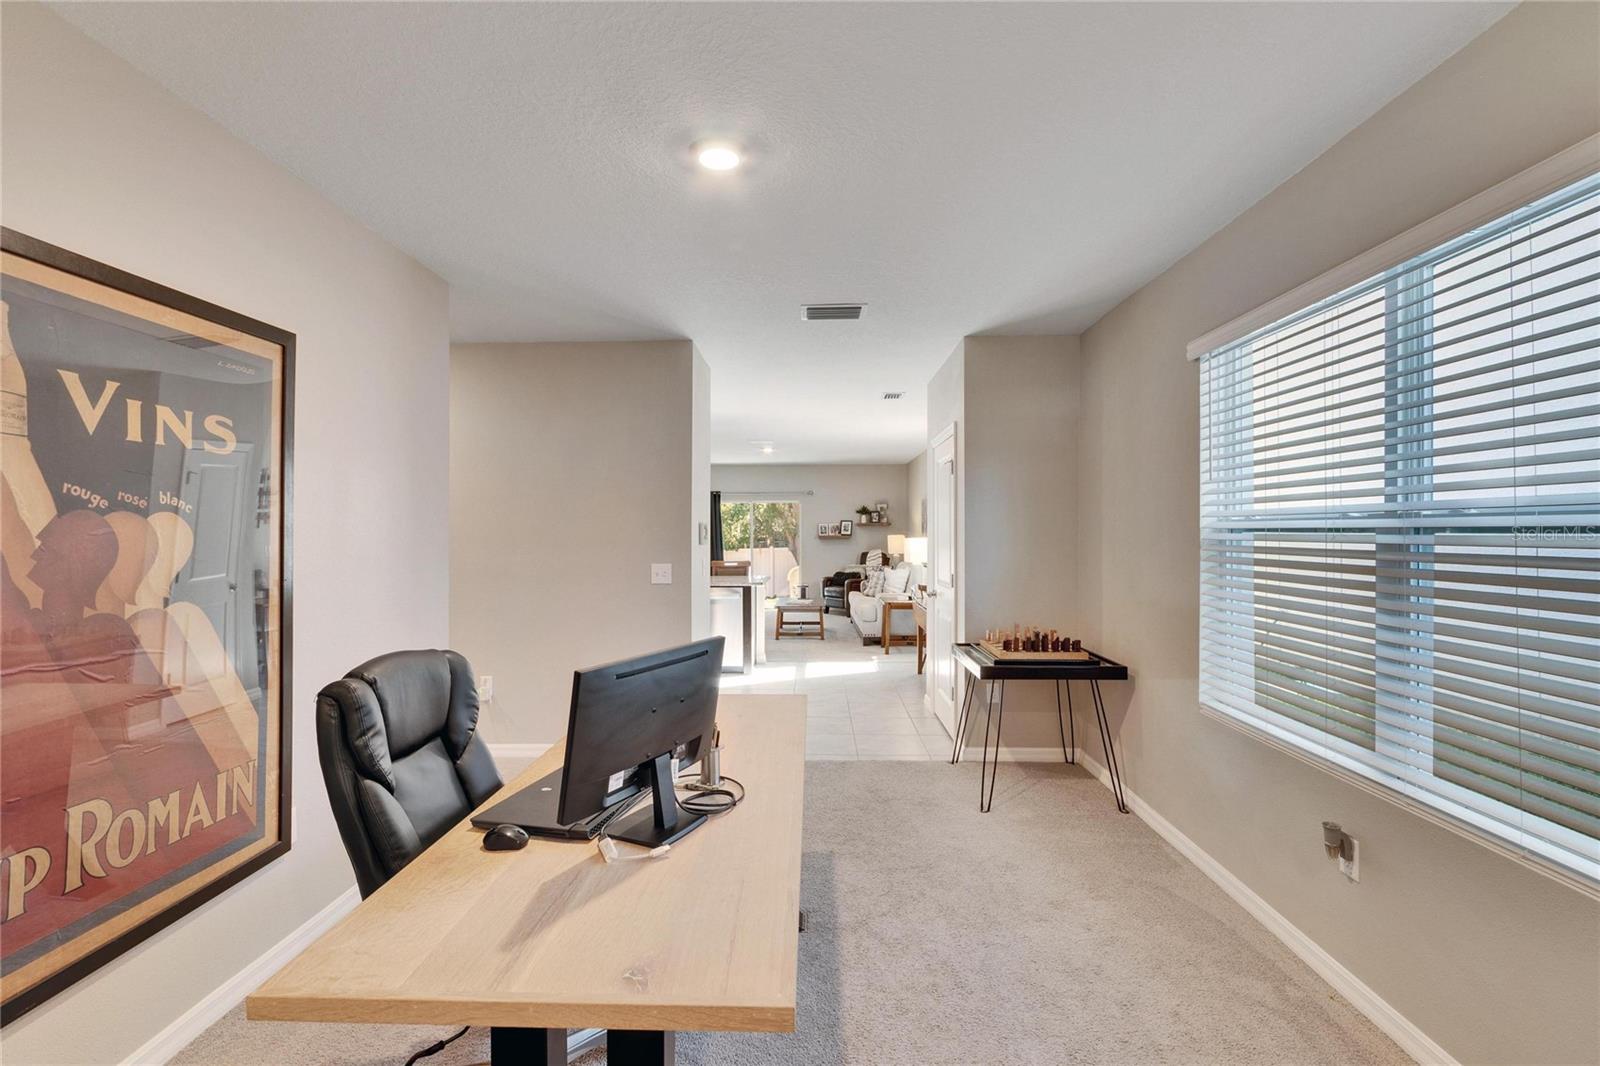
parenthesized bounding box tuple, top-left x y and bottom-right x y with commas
(709, 490, 724, 561)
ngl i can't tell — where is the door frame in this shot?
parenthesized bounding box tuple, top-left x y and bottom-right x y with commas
(927, 422, 959, 730)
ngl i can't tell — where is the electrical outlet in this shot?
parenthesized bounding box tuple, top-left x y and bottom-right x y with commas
(651, 563, 673, 584)
(478, 674, 494, 701)
(1339, 837, 1360, 883)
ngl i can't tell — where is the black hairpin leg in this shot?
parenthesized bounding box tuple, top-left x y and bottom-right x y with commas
(950, 673, 976, 764)
(1090, 679, 1129, 814)
(979, 680, 1004, 812)
(1055, 679, 1075, 764)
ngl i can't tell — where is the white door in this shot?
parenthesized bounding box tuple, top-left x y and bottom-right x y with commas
(929, 425, 959, 732)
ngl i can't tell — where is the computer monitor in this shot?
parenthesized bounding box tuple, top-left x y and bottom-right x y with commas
(556, 636, 723, 848)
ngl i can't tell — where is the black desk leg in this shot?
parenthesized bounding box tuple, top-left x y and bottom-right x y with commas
(490, 1027, 566, 1065)
(609, 1029, 676, 1065)
(950, 673, 976, 764)
(1090, 679, 1130, 814)
(1055, 679, 1075, 764)
(979, 680, 1005, 813)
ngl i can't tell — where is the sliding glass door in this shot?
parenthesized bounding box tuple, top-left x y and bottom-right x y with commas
(720, 499, 800, 597)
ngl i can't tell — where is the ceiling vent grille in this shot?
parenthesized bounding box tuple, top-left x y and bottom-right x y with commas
(803, 303, 864, 321)
(882, 392, 904, 400)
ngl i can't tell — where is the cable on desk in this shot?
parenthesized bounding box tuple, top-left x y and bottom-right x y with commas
(678, 772, 745, 815)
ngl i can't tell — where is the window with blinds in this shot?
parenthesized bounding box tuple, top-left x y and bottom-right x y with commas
(1198, 171, 1600, 885)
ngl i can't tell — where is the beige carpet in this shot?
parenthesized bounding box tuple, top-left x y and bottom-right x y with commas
(174, 761, 1407, 1066)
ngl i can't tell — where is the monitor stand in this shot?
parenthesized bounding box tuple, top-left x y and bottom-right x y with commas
(605, 751, 708, 848)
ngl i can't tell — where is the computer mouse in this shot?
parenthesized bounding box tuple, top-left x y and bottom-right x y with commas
(483, 824, 529, 851)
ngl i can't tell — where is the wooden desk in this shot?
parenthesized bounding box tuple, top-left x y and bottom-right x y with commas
(248, 697, 805, 1065)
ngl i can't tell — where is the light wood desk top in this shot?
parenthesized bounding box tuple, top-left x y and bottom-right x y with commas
(247, 696, 805, 1033)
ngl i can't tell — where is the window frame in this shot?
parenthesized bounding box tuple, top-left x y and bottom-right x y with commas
(1192, 139, 1600, 897)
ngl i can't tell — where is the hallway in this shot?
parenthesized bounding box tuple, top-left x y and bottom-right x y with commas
(725, 607, 951, 760)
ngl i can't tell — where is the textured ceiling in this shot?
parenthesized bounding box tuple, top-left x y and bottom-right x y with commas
(53, 2, 1508, 463)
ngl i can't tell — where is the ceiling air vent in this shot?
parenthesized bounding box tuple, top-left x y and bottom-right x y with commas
(882, 392, 904, 400)
(803, 303, 864, 321)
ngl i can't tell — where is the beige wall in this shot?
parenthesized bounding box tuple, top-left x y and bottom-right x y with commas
(922, 336, 1083, 745)
(959, 336, 1083, 748)
(0, 7, 451, 1063)
(905, 449, 928, 537)
(691, 348, 711, 639)
(1076, 5, 1600, 1063)
(711, 463, 910, 595)
(451, 341, 701, 746)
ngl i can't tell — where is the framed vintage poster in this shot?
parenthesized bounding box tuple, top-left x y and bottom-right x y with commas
(0, 230, 293, 1022)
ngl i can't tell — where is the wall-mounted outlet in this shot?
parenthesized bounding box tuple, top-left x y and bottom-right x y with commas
(1339, 837, 1360, 883)
(478, 674, 494, 701)
(1322, 820, 1359, 883)
(651, 563, 673, 585)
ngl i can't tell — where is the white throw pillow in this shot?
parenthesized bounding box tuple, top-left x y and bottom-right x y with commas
(883, 565, 911, 595)
(864, 548, 887, 568)
(860, 566, 887, 597)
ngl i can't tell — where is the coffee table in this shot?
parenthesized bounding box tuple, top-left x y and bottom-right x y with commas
(774, 599, 824, 640)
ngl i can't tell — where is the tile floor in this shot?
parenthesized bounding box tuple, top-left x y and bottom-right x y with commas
(723, 605, 953, 761)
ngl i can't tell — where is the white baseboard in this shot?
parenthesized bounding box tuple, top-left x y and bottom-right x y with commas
(488, 742, 552, 776)
(124, 885, 360, 1065)
(953, 744, 1078, 762)
(1071, 751, 1457, 1066)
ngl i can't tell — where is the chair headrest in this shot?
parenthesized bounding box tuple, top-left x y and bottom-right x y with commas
(321, 649, 481, 791)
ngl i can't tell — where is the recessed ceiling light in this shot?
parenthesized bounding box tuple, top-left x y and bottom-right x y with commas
(749, 439, 775, 454)
(696, 142, 742, 171)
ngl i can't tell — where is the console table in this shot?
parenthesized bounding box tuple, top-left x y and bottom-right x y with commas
(950, 643, 1131, 814)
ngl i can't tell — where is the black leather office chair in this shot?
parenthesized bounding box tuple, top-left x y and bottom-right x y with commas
(317, 649, 503, 898)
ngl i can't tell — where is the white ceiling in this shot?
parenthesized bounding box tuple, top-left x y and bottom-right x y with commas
(54, 2, 1508, 464)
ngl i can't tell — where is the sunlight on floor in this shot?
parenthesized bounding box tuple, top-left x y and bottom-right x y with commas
(802, 660, 880, 679)
(731, 607, 951, 761)
(719, 664, 799, 690)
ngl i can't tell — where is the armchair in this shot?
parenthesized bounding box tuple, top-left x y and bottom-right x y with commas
(821, 572, 860, 615)
(821, 550, 878, 615)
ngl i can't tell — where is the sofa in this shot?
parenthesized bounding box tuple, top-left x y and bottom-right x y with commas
(848, 563, 918, 644)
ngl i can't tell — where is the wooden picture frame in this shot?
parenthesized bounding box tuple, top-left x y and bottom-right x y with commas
(0, 230, 294, 1023)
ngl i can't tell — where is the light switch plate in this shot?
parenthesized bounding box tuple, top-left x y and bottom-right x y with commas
(651, 563, 673, 584)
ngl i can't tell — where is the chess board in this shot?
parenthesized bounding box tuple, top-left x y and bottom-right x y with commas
(978, 640, 1093, 662)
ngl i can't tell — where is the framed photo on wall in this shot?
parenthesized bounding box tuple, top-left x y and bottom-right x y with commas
(839, 520, 853, 536)
(0, 230, 294, 1022)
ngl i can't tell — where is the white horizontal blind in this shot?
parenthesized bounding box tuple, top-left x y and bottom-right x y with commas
(1199, 172, 1600, 884)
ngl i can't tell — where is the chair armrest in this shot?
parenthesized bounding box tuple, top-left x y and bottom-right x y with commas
(844, 578, 862, 594)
